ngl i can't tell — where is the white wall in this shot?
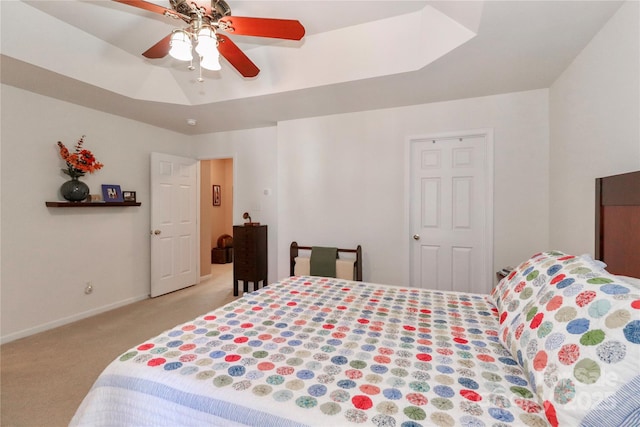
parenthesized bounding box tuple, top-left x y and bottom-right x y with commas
(549, 0, 640, 255)
(276, 89, 550, 286)
(190, 90, 550, 288)
(0, 85, 191, 342)
(191, 127, 279, 284)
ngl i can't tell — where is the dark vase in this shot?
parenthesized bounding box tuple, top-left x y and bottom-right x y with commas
(60, 177, 90, 202)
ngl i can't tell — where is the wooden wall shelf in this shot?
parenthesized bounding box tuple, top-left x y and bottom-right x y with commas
(46, 202, 141, 208)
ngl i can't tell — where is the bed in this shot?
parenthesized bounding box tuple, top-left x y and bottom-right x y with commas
(71, 173, 640, 427)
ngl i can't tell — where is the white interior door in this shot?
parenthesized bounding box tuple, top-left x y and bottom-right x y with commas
(409, 133, 492, 293)
(150, 152, 198, 297)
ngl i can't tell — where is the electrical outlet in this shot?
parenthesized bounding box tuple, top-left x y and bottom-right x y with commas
(85, 282, 93, 295)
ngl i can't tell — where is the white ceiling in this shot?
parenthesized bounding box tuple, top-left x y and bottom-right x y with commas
(0, 0, 625, 135)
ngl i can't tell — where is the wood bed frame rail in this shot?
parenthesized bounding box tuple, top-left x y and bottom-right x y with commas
(290, 242, 363, 281)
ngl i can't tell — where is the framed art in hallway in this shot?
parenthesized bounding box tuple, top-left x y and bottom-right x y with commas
(101, 184, 123, 202)
(213, 185, 221, 206)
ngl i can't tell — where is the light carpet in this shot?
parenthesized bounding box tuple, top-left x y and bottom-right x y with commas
(1, 263, 239, 427)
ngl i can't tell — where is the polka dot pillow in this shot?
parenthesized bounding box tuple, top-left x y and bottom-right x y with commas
(490, 251, 581, 330)
(494, 251, 640, 426)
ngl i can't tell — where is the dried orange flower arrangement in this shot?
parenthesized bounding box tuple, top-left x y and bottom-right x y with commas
(57, 135, 104, 178)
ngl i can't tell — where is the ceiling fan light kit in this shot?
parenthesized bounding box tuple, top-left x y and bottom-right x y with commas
(200, 51, 221, 71)
(195, 27, 216, 56)
(167, 26, 221, 73)
(114, 0, 305, 79)
(169, 30, 193, 61)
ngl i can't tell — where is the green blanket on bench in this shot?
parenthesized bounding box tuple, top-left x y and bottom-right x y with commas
(310, 246, 338, 278)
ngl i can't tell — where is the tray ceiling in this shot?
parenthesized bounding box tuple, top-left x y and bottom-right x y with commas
(0, 1, 625, 134)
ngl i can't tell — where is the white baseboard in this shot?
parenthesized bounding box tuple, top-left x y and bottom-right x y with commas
(0, 294, 149, 344)
(200, 273, 212, 281)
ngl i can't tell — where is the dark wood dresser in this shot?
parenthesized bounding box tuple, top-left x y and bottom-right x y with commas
(233, 225, 268, 296)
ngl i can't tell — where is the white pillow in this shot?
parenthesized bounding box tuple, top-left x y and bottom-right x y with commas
(578, 255, 640, 289)
(616, 274, 640, 289)
(579, 253, 607, 270)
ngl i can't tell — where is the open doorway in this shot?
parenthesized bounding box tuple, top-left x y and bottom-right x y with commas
(199, 158, 234, 280)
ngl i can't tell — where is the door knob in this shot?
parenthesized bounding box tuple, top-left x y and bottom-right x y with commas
(152, 230, 161, 235)
(413, 234, 420, 240)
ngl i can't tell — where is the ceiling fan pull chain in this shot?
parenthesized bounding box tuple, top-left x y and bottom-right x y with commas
(197, 59, 204, 82)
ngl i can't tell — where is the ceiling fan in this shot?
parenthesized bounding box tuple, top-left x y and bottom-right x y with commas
(113, 0, 305, 78)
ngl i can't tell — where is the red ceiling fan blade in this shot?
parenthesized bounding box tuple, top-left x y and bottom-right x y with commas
(142, 34, 171, 58)
(113, 0, 172, 15)
(219, 16, 305, 40)
(217, 34, 260, 78)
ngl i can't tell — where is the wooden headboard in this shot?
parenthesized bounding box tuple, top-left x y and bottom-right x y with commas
(595, 170, 640, 278)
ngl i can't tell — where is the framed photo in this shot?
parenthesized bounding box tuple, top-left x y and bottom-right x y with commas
(213, 185, 221, 206)
(101, 184, 123, 203)
(123, 191, 137, 202)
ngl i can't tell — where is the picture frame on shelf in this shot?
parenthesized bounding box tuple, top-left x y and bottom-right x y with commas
(101, 184, 123, 203)
(123, 191, 137, 203)
(213, 185, 221, 206)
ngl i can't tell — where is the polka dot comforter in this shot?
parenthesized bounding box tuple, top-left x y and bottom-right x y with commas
(71, 252, 640, 427)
